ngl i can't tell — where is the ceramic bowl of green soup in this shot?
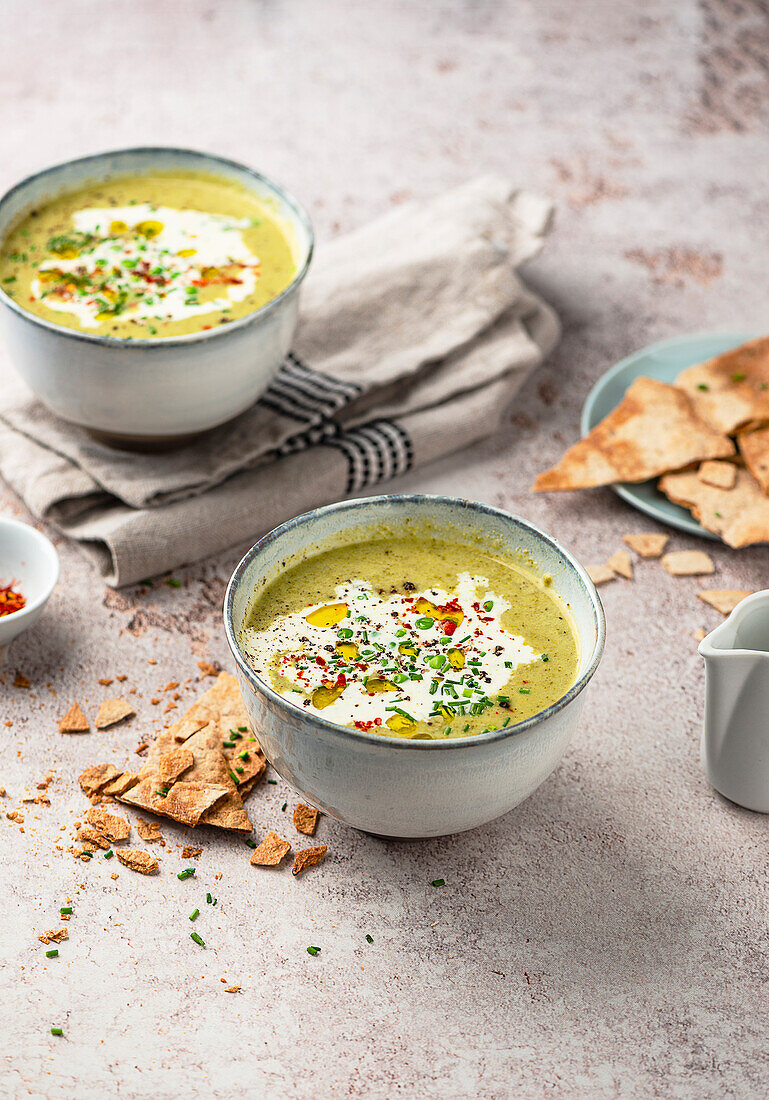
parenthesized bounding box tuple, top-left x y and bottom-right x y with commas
(224, 495, 605, 838)
(0, 147, 313, 446)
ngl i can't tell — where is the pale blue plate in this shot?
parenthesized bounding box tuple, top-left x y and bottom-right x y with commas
(581, 331, 755, 540)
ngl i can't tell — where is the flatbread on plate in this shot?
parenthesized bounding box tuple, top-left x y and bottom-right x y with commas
(659, 465, 769, 548)
(737, 424, 769, 495)
(534, 378, 734, 491)
(675, 337, 769, 434)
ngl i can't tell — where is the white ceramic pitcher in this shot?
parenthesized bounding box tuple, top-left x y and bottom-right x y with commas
(699, 591, 769, 813)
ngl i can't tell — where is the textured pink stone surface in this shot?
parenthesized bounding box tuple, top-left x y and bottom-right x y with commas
(2, 1, 769, 1096)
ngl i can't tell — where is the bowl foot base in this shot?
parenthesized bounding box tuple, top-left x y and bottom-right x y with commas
(86, 425, 214, 452)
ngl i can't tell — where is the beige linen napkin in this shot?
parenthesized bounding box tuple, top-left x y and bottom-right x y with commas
(0, 175, 559, 586)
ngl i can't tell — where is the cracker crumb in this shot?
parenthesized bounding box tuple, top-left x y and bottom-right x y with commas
(115, 849, 159, 875)
(94, 698, 136, 730)
(251, 831, 291, 867)
(697, 589, 752, 615)
(662, 550, 715, 577)
(182, 846, 202, 858)
(197, 661, 219, 677)
(698, 460, 737, 491)
(622, 532, 669, 558)
(58, 702, 89, 734)
(14, 673, 31, 689)
(225, 985, 241, 993)
(98, 678, 113, 686)
(292, 844, 328, 876)
(606, 549, 633, 580)
(587, 565, 615, 586)
(293, 803, 320, 836)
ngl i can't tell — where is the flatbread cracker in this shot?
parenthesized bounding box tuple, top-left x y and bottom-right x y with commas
(659, 466, 769, 548)
(78, 763, 120, 797)
(737, 425, 769, 494)
(94, 698, 135, 729)
(697, 460, 737, 491)
(292, 844, 327, 876)
(676, 336, 769, 433)
(58, 703, 89, 734)
(660, 550, 715, 576)
(38, 929, 68, 945)
(293, 804, 320, 836)
(223, 735, 266, 791)
(120, 778, 229, 829)
(587, 565, 615, 586)
(115, 849, 159, 875)
(85, 806, 130, 843)
(182, 845, 202, 858)
(171, 672, 247, 741)
(136, 817, 163, 842)
(250, 831, 291, 866)
(697, 590, 752, 615)
(533, 378, 735, 491)
(155, 748, 194, 785)
(183, 724, 253, 832)
(77, 826, 111, 850)
(606, 550, 633, 580)
(622, 533, 669, 558)
(102, 772, 140, 798)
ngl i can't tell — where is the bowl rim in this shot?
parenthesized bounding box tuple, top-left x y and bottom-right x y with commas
(0, 517, 59, 623)
(223, 494, 606, 751)
(0, 145, 314, 350)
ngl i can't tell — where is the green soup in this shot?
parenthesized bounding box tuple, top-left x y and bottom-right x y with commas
(239, 537, 580, 740)
(0, 172, 296, 339)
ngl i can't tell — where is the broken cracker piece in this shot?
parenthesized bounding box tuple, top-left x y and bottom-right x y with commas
(38, 928, 68, 945)
(95, 698, 136, 730)
(85, 806, 130, 843)
(661, 550, 715, 577)
(292, 844, 328, 876)
(606, 550, 633, 580)
(58, 703, 89, 734)
(182, 846, 202, 859)
(115, 849, 159, 875)
(293, 803, 320, 837)
(155, 748, 194, 785)
(737, 424, 769, 495)
(698, 460, 737, 491)
(102, 772, 140, 798)
(697, 590, 752, 615)
(14, 673, 30, 689)
(622, 532, 669, 558)
(225, 985, 241, 993)
(136, 817, 163, 843)
(676, 336, 769, 434)
(197, 661, 220, 677)
(250, 831, 291, 867)
(76, 826, 111, 850)
(587, 565, 615, 586)
(660, 466, 769, 548)
(78, 764, 120, 797)
(693, 628, 707, 642)
(533, 377, 735, 491)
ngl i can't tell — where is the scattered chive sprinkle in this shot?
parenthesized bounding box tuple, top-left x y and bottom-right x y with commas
(267, 779, 277, 785)
(281, 802, 287, 812)
(431, 879, 445, 888)
(190, 932, 205, 947)
(104, 850, 114, 860)
(206, 892, 212, 904)
(166, 578, 181, 587)
(189, 909, 199, 922)
(154, 789, 167, 798)
(60, 906, 72, 915)
(306, 945, 320, 956)
(46, 949, 59, 958)
(365, 934, 374, 944)
(177, 868, 196, 880)
(237, 726, 247, 732)
(697, 383, 709, 391)
(238, 750, 250, 761)
(541, 654, 549, 662)
(50, 1027, 63, 1036)
(732, 372, 746, 382)
(246, 839, 257, 849)
(222, 740, 236, 748)
(519, 687, 531, 694)
(229, 770, 240, 785)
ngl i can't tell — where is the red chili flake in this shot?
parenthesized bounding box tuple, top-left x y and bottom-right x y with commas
(0, 580, 25, 618)
(439, 619, 457, 636)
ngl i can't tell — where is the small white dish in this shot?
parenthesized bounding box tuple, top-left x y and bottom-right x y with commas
(0, 517, 59, 648)
(700, 591, 769, 812)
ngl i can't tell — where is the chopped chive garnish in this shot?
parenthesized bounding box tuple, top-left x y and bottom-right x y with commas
(443, 726, 451, 736)
(229, 770, 240, 784)
(50, 1027, 63, 1036)
(190, 932, 205, 946)
(504, 661, 513, 668)
(154, 789, 168, 798)
(519, 687, 531, 694)
(267, 779, 277, 785)
(697, 383, 709, 390)
(503, 717, 511, 726)
(177, 868, 196, 880)
(365, 934, 374, 943)
(60, 906, 73, 915)
(189, 909, 199, 921)
(238, 750, 250, 761)
(104, 850, 114, 859)
(306, 945, 320, 956)
(246, 839, 257, 849)
(46, 949, 59, 958)
(541, 654, 549, 662)
(206, 892, 212, 904)
(166, 578, 182, 587)
(431, 879, 445, 887)
(222, 740, 236, 748)
(281, 802, 287, 812)
(235, 765, 244, 774)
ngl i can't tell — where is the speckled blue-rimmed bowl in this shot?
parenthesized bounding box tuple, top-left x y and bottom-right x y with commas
(0, 147, 314, 448)
(224, 495, 605, 838)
